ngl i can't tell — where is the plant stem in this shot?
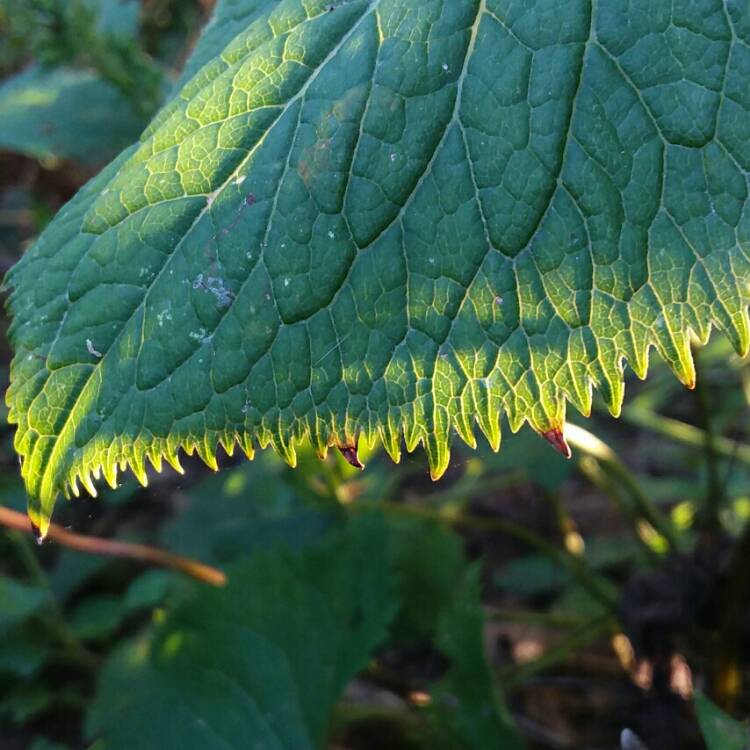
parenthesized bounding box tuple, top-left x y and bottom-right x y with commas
(6, 529, 99, 670)
(0, 506, 226, 587)
(566, 423, 679, 553)
(622, 407, 750, 467)
(499, 614, 616, 688)
(576, 455, 662, 564)
(486, 607, 590, 628)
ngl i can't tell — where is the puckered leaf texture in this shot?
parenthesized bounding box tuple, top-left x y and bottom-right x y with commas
(6, 0, 750, 536)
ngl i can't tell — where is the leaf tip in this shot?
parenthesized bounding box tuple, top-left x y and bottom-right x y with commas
(429, 464, 448, 482)
(27, 509, 48, 544)
(338, 442, 364, 470)
(541, 427, 572, 459)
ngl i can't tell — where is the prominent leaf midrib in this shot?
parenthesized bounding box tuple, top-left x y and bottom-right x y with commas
(42, 0, 498, 499)
(9, 0, 750, 536)
(36, 1, 381, 499)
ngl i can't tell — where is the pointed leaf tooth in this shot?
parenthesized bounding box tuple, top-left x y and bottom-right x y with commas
(163, 446, 185, 475)
(562, 333, 594, 417)
(271, 432, 297, 468)
(505, 401, 526, 434)
(196, 438, 219, 471)
(360, 424, 376, 453)
(238, 434, 255, 461)
(256, 431, 271, 451)
(652, 317, 696, 390)
(568, 373, 593, 418)
(338, 440, 364, 470)
(540, 426, 573, 459)
(559, 357, 593, 418)
(27, 497, 50, 543)
(29, 519, 44, 544)
(627, 332, 651, 380)
(453, 405, 477, 450)
(219, 434, 235, 458)
(379, 418, 401, 464)
(403, 411, 420, 454)
(474, 390, 501, 452)
(130, 453, 149, 487)
(147, 449, 163, 474)
(312, 420, 329, 459)
(591, 357, 626, 417)
(80, 470, 98, 497)
(724, 310, 750, 357)
(425, 409, 451, 481)
(69, 474, 81, 498)
(102, 461, 118, 490)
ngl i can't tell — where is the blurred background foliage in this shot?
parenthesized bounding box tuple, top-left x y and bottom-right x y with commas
(1, 2, 750, 749)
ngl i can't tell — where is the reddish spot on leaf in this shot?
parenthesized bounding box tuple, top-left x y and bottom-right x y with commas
(541, 427, 572, 459)
(338, 442, 364, 470)
(245, 193, 256, 207)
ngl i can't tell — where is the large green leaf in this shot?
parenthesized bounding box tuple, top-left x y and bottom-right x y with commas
(86, 514, 396, 750)
(6, 0, 750, 536)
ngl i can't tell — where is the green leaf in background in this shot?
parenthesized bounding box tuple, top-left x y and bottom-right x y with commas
(494, 555, 570, 597)
(695, 692, 749, 750)
(29, 739, 74, 750)
(0, 632, 50, 678)
(0, 65, 145, 164)
(430, 566, 524, 750)
(160, 454, 340, 565)
(29, 740, 74, 750)
(390, 515, 467, 640)
(6, 0, 750, 536)
(93, 0, 140, 38)
(0, 575, 50, 633)
(87, 514, 396, 750)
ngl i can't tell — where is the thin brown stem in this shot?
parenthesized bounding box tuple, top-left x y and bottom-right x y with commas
(0, 506, 226, 587)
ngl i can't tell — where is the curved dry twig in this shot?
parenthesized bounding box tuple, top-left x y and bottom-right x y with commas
(0, 505, 226, 587)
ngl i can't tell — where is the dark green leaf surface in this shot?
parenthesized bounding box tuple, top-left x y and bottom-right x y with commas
(87, 515, 396, 750)
(0, 576, 50, 634)
(695, 692, 749, 750)
(6, 0, 750, 535)
(431, 566, 524, 750)
(0, 66, 145, 163)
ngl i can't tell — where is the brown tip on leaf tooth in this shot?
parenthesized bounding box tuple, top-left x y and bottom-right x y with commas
(30, 520, 44, 545)
(541, 427, 573, 459)
(338, 443, 364, 470)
